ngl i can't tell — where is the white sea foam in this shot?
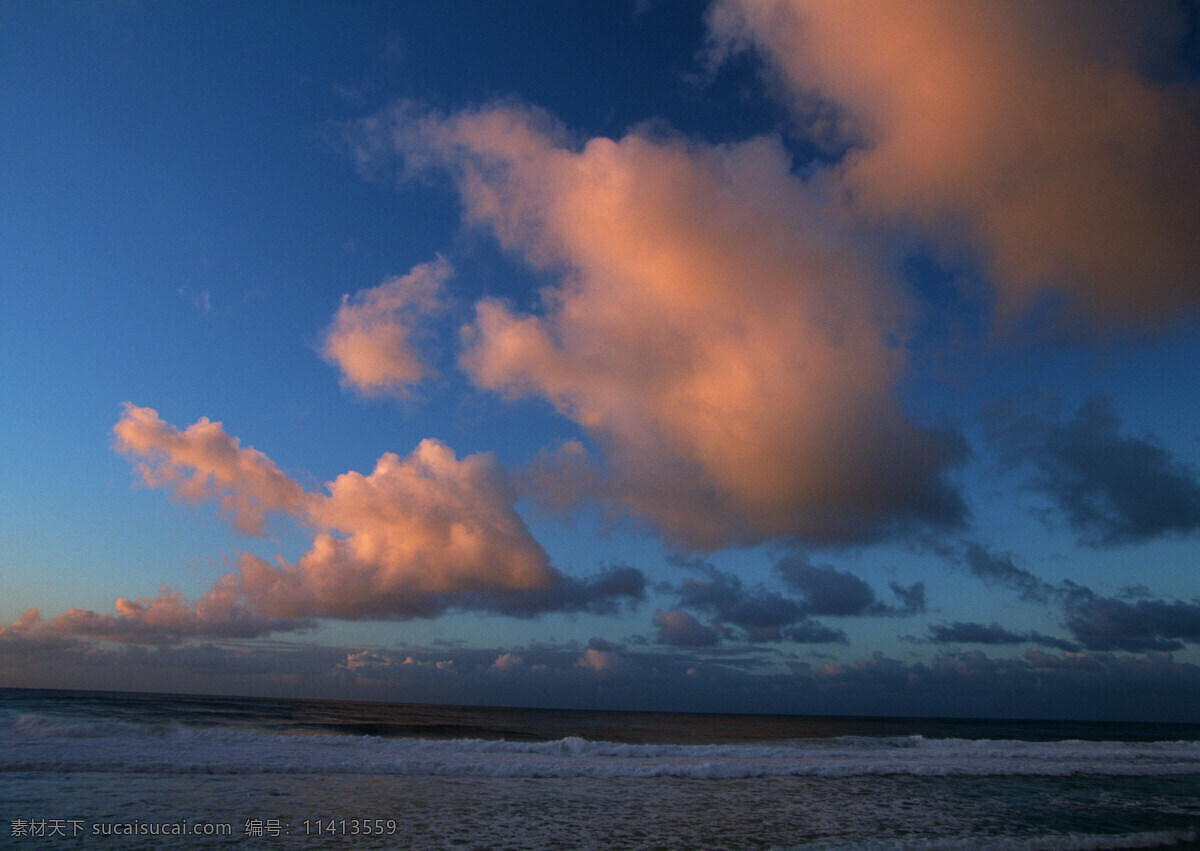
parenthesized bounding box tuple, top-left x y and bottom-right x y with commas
(4, 715, 1200, 780)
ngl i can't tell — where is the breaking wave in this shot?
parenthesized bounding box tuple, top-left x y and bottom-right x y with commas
(5, 714, 1200, 780)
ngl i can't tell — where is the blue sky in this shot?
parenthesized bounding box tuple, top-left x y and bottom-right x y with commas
(3, 0, 1200, 721)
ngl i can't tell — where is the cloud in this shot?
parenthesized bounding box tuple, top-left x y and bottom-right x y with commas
(669, 558, 911, 644)
(777, 558, 874, 615)
(1063, 594, 1200, 653)
(926, 621, 1080, 653)
(368, 102, 965, 549)
(337, 649, 401, 672)
(43, 581, 311, 645)
(515, 440, 605, 519)
(708, 0, 1200, 328)
(576, 647, 626, 673)
(785, 619, 849, 645)
(113, 403, 305, 535)
(653, 609, 720, 647)
(490, 652, 524, 671)
(777, 555, 926, 616)
(228, 438, 646, 621)
(234, 439, 562, 619)
(676, 563, 807, 642)
(0, 610, 83, 653)
(987, 395, 1200, 545)
(1, 595, 307, 647)
(4, 625, 1200, 721)
(321, 257, 452, 397)
(887, 581, 927, 616)
(486, 564, 647, 617)
(79, 407, 648, 640)
(960, 542, 1060, 604)
(957, 542, 1200, 653)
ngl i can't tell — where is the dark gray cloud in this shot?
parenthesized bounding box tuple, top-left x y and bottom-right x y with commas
(988, 394, 1200, 545)
(888, 581, 927, 615)
(927, 621, 1080, 652)
(664, 557, 920, 646)
(653, 610, 721, 647)
(777, 558, 875, 615)
(957, 543, 1200, 653)
(675, 566, 808, 642)
(517, 565, 648, 616)
(1063, 594, 1200, 653)
(777, 556, 927, 616)
(785, 620, 849, 645)
(586, 636, 621, 653)
(4, 626, 1200, 721)
(961, 542, 1059, 603)
(283, 562, 649, 622)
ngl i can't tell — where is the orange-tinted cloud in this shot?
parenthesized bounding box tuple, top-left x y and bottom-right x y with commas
(708, 0, 1200, 326)
(377, 104, 964, 548)
(44, 579, 309, 644)
(233, 439, 563, 619)
(113, 403, 305, 535)
(321, 257, 452, 396)
(98, 407, 643, 636)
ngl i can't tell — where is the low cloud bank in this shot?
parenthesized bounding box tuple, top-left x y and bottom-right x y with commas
(3, 624, 1197, 722)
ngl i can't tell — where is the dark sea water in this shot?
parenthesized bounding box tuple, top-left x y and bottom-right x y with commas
(2, 688, 1199, 849)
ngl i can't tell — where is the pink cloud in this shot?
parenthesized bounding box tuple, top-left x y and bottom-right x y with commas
(576, 647, 624, 673)
(42, 580, 310, 644)
(234, 439, 563, 619)
(490, 652, 524, 671)
(374, 103, 963, 548)
(515, 439, 604, 518)
(708, 0, 1200, 327)
(113, 404, 305, 535)
(87, 408, 645, 639)
(337, 649, 401, 672)
(653, 609, 720, 647)
(321, 257, 452, 396)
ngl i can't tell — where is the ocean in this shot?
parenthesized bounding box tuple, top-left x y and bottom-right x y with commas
(1, 688, 1198, 849)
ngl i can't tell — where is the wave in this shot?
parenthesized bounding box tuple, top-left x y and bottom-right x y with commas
(9, 713, 171, 739)
(5, 715, 1200, 779)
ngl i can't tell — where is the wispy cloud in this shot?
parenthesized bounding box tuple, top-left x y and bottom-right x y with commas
(925, 621, 1080, 653)
(958, 542, 1200, 653)
(960, 542, 1060, 604)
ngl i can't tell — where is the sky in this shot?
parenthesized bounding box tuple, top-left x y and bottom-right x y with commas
(2, 0, 1200, 722)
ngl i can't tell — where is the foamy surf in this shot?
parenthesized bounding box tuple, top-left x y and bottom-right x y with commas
(4, 690, 1198, 848)
(5, 715, 1200, 779)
